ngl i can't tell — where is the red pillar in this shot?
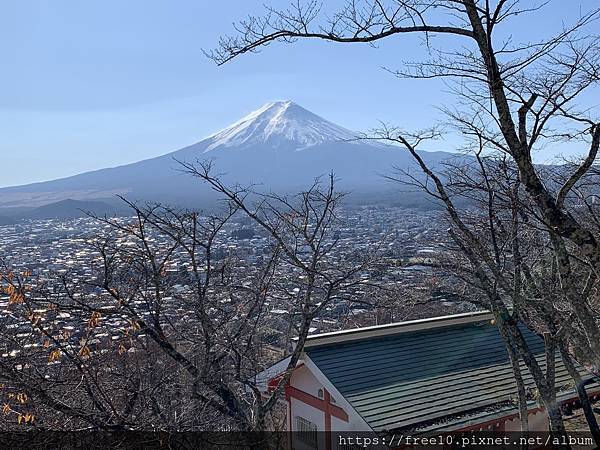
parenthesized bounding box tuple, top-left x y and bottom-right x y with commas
(324, 389, 333, 450)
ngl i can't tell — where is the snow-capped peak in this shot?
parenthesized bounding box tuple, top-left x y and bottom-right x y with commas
(204, 101, 357, 152)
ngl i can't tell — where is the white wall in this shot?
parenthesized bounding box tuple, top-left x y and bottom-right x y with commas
(289, 365, 325, 450)
(290, 396, 326, 450)
(287, 360, 372, 450)
(291, 364, 323, 398)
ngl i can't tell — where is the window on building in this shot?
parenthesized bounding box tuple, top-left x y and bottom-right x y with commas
(295, 416, 318, 448)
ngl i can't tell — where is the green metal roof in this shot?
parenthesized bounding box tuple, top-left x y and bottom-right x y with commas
(305, 319, 591, 433)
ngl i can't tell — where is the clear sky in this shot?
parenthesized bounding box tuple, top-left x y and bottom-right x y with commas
(0, 0, 597, 187)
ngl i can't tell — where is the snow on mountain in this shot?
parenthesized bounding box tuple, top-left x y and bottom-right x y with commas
(204, 101, 358, 152)
(0, 100, 458, 209)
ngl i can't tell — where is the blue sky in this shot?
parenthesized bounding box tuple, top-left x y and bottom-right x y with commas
(0, 0, 597, 187)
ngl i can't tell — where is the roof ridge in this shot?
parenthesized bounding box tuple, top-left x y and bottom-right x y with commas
(303, 310, 493, 348)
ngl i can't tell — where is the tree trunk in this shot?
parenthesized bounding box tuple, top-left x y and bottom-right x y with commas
(499, 322, 530, 439)
(507, 343, 530, 438)
(541, 335, 571, 449)
(544, 401, 570, 450)
(561, 347, 600, 447)
(500, 320, 570, 448)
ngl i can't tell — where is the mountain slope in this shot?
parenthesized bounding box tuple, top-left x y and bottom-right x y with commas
(17, 199, 129, 220)
(0, 101, 458, 208)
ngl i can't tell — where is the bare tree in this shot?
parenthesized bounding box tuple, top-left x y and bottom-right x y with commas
(180, 163, 382, 428)
(210, 0, 600, 440)
(406, 152, 600, 443)
(0, 170, 380, 437)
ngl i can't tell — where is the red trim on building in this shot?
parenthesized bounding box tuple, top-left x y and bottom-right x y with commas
(324, 389, 333, 450)
(285, 385, 349, 423)
(285, 385, 348, 450)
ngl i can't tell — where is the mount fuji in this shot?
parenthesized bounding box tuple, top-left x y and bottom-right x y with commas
(0, 101, 456, 210)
